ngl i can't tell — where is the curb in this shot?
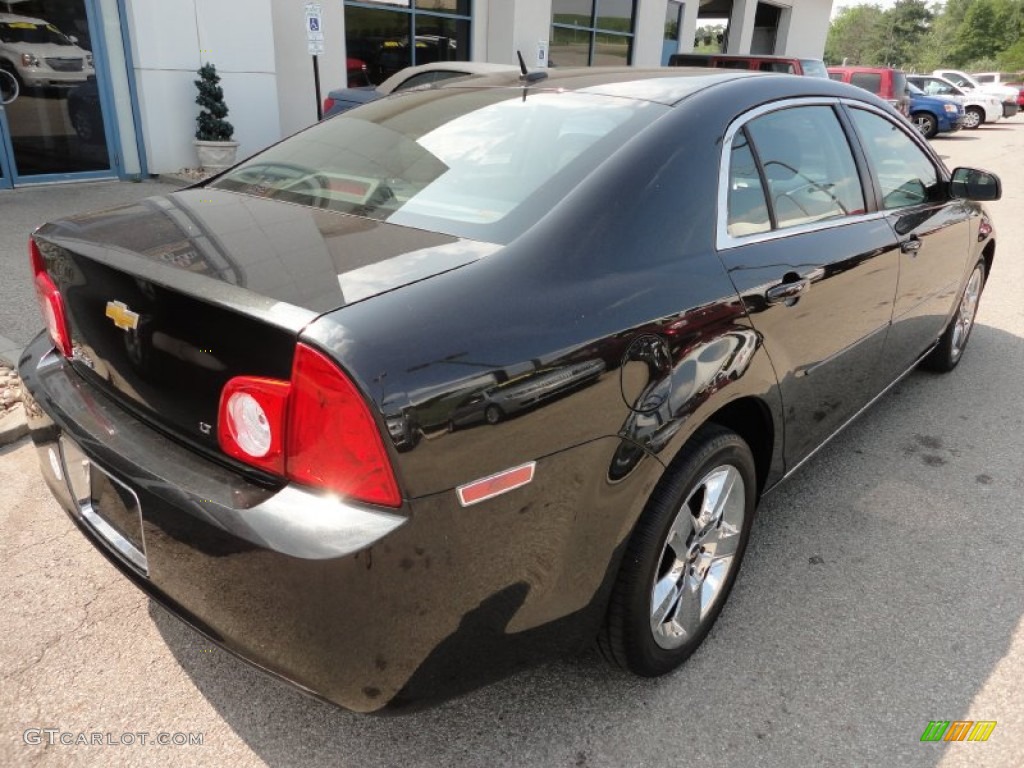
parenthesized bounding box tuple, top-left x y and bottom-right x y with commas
(0, 333, 23, 368)
(0, 404, 28, 448)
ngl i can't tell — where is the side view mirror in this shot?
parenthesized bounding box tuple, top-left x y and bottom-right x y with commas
(950, 167, 1001, 201)
(68, 35, 78, 44)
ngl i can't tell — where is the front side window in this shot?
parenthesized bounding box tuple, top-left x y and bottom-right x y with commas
(551, 0, 636, 66)
(742, 106, 865, 230)
(849, 109, 940, 209)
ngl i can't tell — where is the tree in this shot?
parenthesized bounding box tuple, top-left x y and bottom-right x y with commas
(878, 0, 932, 67)
(194, 63, 234, 142)
(825, 5, 887, 65)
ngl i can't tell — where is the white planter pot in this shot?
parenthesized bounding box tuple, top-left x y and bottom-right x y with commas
(194, 140, 239, 172)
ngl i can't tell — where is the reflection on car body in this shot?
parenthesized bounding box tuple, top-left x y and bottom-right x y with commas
(450, 358, 606, 428)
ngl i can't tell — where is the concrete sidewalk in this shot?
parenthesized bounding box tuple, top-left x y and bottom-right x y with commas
(0, 178, 183, 365)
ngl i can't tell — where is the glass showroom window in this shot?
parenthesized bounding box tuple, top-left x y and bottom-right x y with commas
(344, 1, 472, 85)
(551, 0, 636, 67)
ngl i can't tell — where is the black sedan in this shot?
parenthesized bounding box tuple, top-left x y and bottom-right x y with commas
(20, 68, 999, 713)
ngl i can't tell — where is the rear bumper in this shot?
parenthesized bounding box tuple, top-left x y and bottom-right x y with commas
(1003, 101, 1020, 118)
(19, 333, 650, 712)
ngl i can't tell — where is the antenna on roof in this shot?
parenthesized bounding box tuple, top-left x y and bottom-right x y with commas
(516, 50, 548, 84)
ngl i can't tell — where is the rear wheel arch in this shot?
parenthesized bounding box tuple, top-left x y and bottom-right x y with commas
(704, 397, 774, 497)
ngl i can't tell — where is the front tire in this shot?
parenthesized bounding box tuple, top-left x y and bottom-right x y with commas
(599, 424, 757, 676)
(911, 112, 938, 139)
(963, 106, 984, 129)
(921, 260, 985, 372)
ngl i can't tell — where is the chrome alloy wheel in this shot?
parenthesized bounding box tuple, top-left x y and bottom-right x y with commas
(649, 464, 745, 649)
(951, 265, 983, 362)
(962, 109, 982, 129)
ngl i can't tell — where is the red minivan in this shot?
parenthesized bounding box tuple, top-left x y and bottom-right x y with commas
(827, 66, 910, 115)
(669, 53, 828, 78)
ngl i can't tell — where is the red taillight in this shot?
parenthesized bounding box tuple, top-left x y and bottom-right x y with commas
(322, 97, 335, 115)
(287, 343, 401, 508)
(29, 237, 72, 357)
(216, 343, 401, 508)
(218, 377, 291, 474)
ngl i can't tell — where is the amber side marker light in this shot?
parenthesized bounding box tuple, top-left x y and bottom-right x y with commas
(456, 463, 536, 507)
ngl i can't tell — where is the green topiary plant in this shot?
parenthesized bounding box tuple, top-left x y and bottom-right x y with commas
(194, 63, 234, 141)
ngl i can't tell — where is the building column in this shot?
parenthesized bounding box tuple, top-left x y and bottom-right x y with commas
(633, 0, 669, 67)
(726, 0, 759, 54)
(484, 0, 553, 66)
(679, 1, 700, 54)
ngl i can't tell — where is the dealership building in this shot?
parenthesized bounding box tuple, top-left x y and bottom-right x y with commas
(0, 0, 833, 189)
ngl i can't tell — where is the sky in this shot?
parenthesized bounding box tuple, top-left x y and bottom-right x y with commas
(831, 0, 903, 16)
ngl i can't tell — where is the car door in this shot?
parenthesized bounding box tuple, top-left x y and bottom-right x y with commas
(844, 106, 973, 379)
(716, 100, 900, 466)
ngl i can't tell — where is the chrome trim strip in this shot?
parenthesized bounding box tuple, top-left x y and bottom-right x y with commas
(715, 98, 902, 252)
(81, 501, 148, 574)
(69, 451, 149, 575)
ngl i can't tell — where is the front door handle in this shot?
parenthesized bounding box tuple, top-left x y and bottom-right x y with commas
(765, 278, 811, 305)
(901, 236, 922, 254)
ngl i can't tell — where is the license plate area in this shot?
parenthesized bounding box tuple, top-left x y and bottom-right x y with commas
(60, 437, 148, 574)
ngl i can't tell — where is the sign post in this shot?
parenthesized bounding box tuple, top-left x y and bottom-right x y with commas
(305, 3, 325, 119)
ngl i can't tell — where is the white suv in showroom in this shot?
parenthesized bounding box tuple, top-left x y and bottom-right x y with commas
(0, 13, 94, 88)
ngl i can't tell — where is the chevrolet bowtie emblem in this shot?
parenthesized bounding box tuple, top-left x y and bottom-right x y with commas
(105, 301, 140, 331)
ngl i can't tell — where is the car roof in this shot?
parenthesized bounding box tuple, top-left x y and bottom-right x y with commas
(827, 66, 903, 73)
(432, 66, 875, 107)
(377, 61, 520, 94)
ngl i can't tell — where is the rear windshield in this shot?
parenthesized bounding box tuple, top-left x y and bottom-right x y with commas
(211, 88, 669, 243)
(850, 73, 883, 95)
(800, 60, 829, 79)
(0, 20, 73, 45)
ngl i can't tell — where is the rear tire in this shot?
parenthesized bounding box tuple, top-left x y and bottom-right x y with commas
(599, 424, 756, 676)
(921, 260, 985, 373)
(911, 112, 938, 139)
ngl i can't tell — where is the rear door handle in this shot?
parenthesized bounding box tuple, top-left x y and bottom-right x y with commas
(901, 236, 922, 254)
(765, 278, 811, 305)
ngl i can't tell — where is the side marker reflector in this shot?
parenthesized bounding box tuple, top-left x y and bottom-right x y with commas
(456, 462, 536, 507)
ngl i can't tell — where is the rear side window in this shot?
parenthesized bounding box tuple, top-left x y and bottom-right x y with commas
(800, 60, 829, 79)
(716, 60, 751, 70)
(726, 132, 771, 236)
(828, 72, 844, 82)
(849, 109, 940, 209)
(759, 62, 795, 73)
(742, 106, 865, 230)
(850, 73, 883, 95)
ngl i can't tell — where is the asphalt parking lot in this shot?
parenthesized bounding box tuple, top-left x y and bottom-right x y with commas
(2, 120, 1023, 768)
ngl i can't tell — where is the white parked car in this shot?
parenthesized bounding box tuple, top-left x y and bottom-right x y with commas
(0, 13, 94, 88)
(973, 72, 1021, 86)
(908, 74, 1003, 129)
(933, 69, 1019, 116)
